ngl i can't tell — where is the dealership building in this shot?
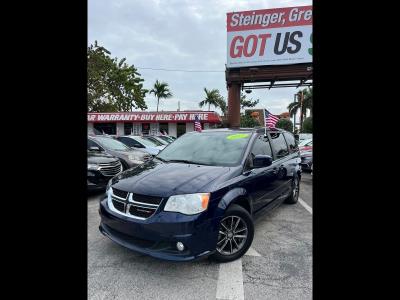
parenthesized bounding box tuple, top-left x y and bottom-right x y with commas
(87, 111, 222, 137)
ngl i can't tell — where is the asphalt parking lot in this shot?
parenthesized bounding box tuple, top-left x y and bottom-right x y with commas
(88, 172, 312, 300)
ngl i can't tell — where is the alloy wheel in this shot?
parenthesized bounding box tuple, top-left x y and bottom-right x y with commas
(216, 216, 248, 255)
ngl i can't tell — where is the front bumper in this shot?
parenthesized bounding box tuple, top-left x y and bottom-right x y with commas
(87, 171, 110, 190)
(99, 198, 221, 261)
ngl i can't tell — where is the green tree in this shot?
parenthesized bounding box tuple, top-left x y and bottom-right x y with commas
(240, 94, 259, 110)
(303, 87, 312, 117)
(149, 80, 173, 112)
(87, 41, 148, 112)
(199, 88, 224, 111)
(240, 111, 260, 128)
(302, 117, 312, 133)
(217, 97, 227, 115)
(287, 87, 312, 130)
(276, 118, 294, 132)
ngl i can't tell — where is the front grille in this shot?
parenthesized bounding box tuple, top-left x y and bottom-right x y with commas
(112, 188, 128, 199)
(112, 199, 125, 213)
(110, 189, 162, 220)
(99, 161, 122, 177)
(131, 193, 163, 205)
(128, 205, 157, 219)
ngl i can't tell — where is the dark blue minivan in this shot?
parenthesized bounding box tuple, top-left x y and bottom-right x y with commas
(99, 128, 301, 262)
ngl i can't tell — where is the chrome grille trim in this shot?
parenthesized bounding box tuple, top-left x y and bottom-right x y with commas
(99, 161, 122, 177)
(107, 189, 162, 220)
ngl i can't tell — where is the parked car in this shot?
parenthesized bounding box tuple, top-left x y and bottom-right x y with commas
(99, 127, 301, 262)
(116, 135, 165, 156)
(300, 150, 313, 172)
(156, 135, 175, 144)
(299, 138, 312, 152)
(88, 150, 122, 191)
(298, 133, 312, 142)
(143, 136, 169, 146)
(88, 135, 152, 170)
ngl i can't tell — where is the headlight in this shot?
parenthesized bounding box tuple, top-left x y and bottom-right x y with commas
(88, 163, 99, 170)
(164, 193, 210, 215)
(128, 154, 144, 163)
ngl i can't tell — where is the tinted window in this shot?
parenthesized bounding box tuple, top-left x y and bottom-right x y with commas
(157, 131, 251, 167)
(269, 132, 289, 158)
(88, 139, 102, 150)
(247, 135, 273, 168)
(283, 132, 298, 153)
(118, 137, 139, 148)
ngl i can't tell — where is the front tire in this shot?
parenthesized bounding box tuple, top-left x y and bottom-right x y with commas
(210, 204, 254, 263)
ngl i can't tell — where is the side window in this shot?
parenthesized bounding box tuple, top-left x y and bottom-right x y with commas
(246, 135, 273, 168)
(131, 139, 144, 148)
(118, 137, 136, 148)
(283, 132, 298, 153)
(269, 132, 289, 158)
(88, 139, 103, 150)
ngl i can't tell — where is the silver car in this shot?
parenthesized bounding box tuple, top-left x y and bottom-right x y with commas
(88, 135, 152, 170)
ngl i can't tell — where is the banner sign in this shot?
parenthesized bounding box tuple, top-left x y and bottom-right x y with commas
(227, 6, 312, 68)
(87, 112, 221, 123)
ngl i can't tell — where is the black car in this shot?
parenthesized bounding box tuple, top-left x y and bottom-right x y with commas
(87, 150, 122, 191)
(88, 135, 152, 170)
(99, 128, 301, 262)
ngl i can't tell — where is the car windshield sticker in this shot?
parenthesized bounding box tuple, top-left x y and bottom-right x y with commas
(226, 133, 249, 140)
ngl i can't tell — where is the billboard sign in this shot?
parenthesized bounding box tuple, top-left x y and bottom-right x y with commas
(87, 112, 221, 123)
(227, 6, 312, 68)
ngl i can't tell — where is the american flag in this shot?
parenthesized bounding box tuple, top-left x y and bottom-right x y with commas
(264, 109, 279, 128)
(194, 115, 202, 132)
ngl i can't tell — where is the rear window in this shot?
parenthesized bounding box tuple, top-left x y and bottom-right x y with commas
(269, 132, 289, 159)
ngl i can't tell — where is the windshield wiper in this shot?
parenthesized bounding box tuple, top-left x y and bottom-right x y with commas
(168, 159, 210, 166)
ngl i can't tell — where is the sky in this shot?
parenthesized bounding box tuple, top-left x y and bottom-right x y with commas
(88, 0, 312, 116)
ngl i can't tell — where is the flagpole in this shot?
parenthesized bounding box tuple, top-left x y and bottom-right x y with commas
(264, 109, 267, 136)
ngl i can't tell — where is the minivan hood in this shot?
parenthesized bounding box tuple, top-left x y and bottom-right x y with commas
(111, 160, 231, 197)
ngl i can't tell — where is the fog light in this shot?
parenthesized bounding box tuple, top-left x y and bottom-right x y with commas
(176, 242, 185, 251)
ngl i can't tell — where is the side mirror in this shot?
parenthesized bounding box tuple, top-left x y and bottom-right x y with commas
(89, 146, 100, 151)
(253, 155, 272, 168)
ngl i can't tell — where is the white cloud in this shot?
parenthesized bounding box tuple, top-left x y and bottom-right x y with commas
(89, 0, 312, 116)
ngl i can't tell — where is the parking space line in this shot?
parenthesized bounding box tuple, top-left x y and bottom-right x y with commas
(298, 197, 312, 214)
(216, 259, 244, 300)
(245, 247, 261, 257)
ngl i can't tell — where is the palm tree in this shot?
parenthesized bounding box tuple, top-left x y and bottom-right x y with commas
(287, 87, 312, 130)
(302, 87, 312, 117)
(199, 88, 224, 111)
(149, 80, 173, 112)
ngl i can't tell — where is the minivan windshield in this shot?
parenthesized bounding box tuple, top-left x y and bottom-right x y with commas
(156, 131, 252, 166)
(95, 137, 130, 151)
